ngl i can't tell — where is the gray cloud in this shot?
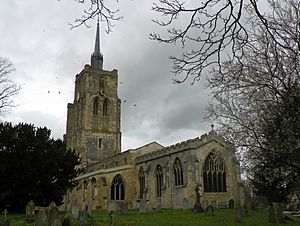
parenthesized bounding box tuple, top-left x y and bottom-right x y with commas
(1, 0, 213, 151)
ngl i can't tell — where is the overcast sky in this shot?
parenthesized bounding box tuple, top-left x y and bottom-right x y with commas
(0, 0, 212, 151)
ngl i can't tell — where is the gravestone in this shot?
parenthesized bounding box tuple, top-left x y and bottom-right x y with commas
(35, 209, 46, 226)
(182, 198, 189, 210)
(71, 203, 80, 219)
(268, 203, 276, 223)
(51, 219, 62, 226)
(156, 204, 162, 212)
(139, 200, 147, 213)
(84, 204, 92, 216)
(78, 210, 88, 226)
(48, 206, 59, 225)
(0, 220, 10, 226)
(62, 212, 73, 226)
(205, 205, 214, 216)
(210, 200, 217, 209)
(228, 199, 234, 209)
(120, 202, 128, 214)
(25, 200, 35, 223)
(108, 202, 116, 214)
(49, 201, 57, 209)
(276, 203, 285, 223)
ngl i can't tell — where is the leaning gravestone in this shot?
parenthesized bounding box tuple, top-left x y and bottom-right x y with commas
(48, 206, 59, 226)
(35, 209, 46, 226)
(205, 205, 214, 216)
(139, 200, 147, 213)
(268, 203, 276, 223)
(71, 203, 80, 219)
(25, 200, 35, 223)
(120, 202, 128, 214)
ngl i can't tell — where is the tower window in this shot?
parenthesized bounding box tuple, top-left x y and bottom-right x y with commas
(98, 138, 102, 148)
(155, 165, 163, 198)
(93, 98, 99, 115)
(99, 79, 105, 89)
(174, 158, 184, 187)
(203, 152, 227, 192)
(103, 98, 109, 116)
(111, 174, 125, 200)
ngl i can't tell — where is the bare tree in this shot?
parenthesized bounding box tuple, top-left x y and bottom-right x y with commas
(0, 58, 20, 114)
(70, 0, 122, 33)
(150, 0, 295, 84)
(207, 0, 300, 176)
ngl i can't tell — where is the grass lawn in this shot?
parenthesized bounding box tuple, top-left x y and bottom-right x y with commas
(4, 208, 300, 226)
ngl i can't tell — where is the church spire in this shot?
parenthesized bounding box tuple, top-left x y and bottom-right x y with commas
(91, 18, 103, 70)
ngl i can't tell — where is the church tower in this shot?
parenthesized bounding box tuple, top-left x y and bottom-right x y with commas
(65, 20, 121, 166)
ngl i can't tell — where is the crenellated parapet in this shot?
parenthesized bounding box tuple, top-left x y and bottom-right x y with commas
(135, 130, 232, 163)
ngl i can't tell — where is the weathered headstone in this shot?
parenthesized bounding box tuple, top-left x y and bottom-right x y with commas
(205, 205, 214, 216)
(78, 210, 88, 226)
(35, 209, 46, 226)
(49, 201, 57, 209)
(108, 202, 116, 214)
(25, 200, 35, 223)
(48, 206, 59, 225)
(276, 203, 285, 223)
(156, 204, 162, 212)
(51, 219, 62, 226)
(228, 199, 234, 209)
(268, 203, 276, 223)
(139, 200, 147, 213)
(71, 203, 80, 219)
(120, 202, 128, 214)
(62, 212, 73, 226)
(182, 198, 189, 210)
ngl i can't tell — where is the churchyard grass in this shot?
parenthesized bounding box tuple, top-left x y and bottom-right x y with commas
(5, 208, 300, 226)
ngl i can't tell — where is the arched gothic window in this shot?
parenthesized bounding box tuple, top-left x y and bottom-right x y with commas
(139, 168, 145, 199)
(91, 177, 97, 200)
(174, 158, 184, 186)
(93, 98, 99, 115)
(203, 153, 227, 192)
(103, 98, 109, 116)
(155, 165, 163, 197)
(111, 174, 125, 200)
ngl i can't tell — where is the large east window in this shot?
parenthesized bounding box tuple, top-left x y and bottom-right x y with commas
(203, 153, 227, 192)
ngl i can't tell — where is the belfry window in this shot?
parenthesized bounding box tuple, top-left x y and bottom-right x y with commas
(203, 153, 227, 192)
(103, 98, 109, 116)
(99, 79, 105, 89)
(155, 165, 163, 198)
(139, 168, 145, 199)
(93, 98, 99, 115)
(174, 158, 184, 186)
(111, 174, 125, 200)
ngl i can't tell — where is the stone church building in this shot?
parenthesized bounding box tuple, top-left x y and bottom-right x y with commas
(64, 22, 242, 211)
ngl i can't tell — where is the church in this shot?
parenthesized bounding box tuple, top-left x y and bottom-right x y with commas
(63, 21, 243, 211)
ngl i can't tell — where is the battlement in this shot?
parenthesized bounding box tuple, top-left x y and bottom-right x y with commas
(135, 130, 229, 163)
